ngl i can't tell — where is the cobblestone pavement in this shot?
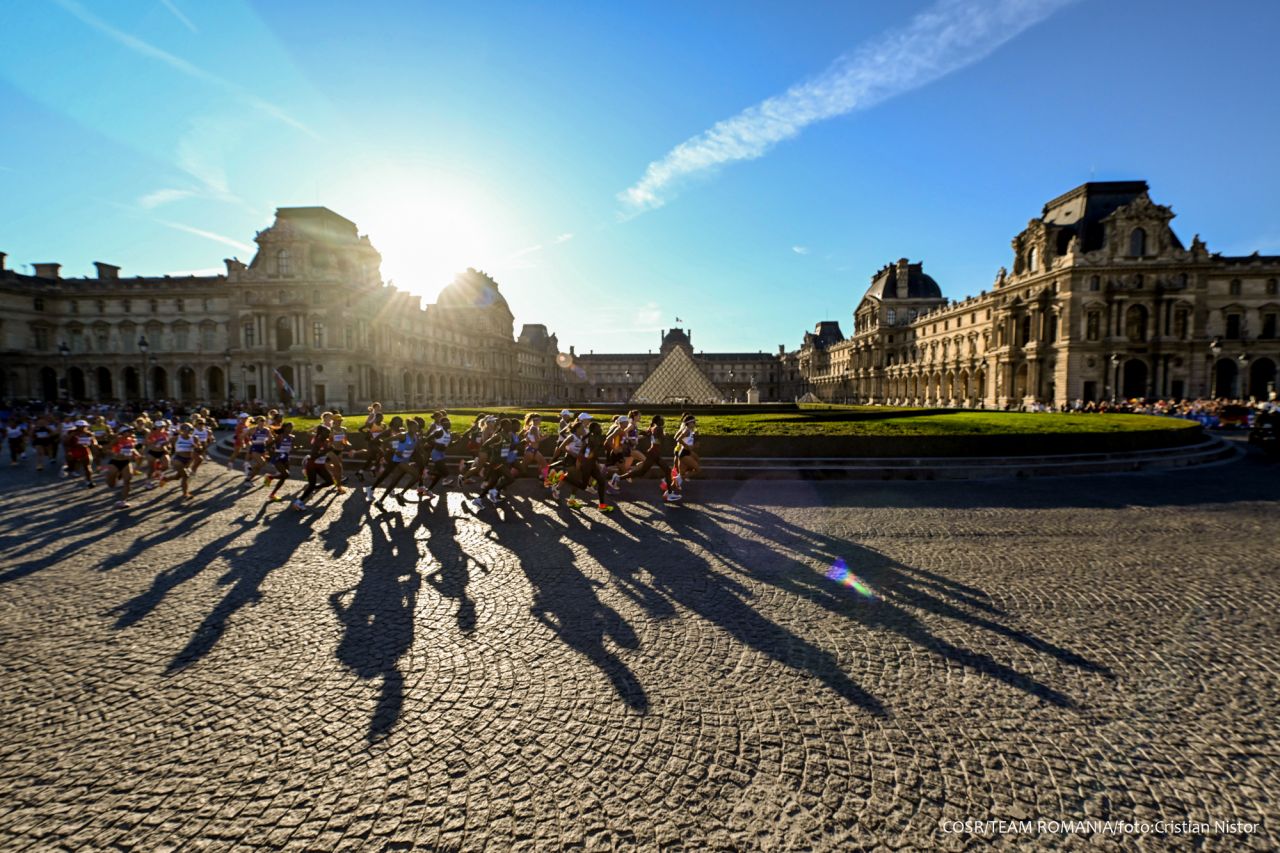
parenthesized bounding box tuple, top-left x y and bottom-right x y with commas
(0, 453, 1277, 851)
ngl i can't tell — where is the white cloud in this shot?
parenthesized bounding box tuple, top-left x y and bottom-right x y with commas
(553, 232, 574, 244)
(138, 188, 198, 209)
(618, 0, 1075, 215)
(635, 301, 663, 327)
(156, 219, 254, 253)
(51, 0, 316, 138)
(792, 245, 810, 255)
(159, 0, 198, 33)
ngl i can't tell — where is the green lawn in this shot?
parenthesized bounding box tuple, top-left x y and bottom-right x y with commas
(287, 406, 1197, 437)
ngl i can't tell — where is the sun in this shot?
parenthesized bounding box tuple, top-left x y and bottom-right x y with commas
(345, 176, 514, 303)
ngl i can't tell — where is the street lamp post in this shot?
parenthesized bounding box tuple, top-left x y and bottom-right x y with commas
(138, 335, 150, 403)
(1238, 351, 1251, 400)
(1209, 337, 1222, 398)
(1108, 353, 1120, 402)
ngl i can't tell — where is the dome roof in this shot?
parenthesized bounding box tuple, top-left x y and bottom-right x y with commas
(864, 259, 942, 301)
(436, 268, 510, 311)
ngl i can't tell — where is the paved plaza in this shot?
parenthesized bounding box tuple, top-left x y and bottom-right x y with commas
(0, 454, 1277, 850)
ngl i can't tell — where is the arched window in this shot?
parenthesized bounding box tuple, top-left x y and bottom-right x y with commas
(1027, 247, 1038, 272)
(1129, 228, 1147, 257)
(1090, 276, 1101, 292)
(1125, 304, 1148, 342)
(276, 249, 291, 276)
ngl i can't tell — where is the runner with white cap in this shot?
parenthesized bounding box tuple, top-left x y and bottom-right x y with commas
(63, 420, 98, 488)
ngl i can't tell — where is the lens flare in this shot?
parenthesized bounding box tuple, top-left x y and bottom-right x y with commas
(826, 558, 880, 600)
(556, 352, 573, 368)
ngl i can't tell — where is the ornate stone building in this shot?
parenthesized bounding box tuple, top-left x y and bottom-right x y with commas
(795, 181, 1280, 406)
(0, 207, 566, 408)
(566, 327, 789, 403)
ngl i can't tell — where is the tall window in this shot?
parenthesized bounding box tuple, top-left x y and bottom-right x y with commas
(96, 299, 105, 314)
(173, 325, 189, 351)
(1090, 276, 1100, 291)
(69, 300, 78, 314)
(176, 298, 185, 313)
(33, 298, 44, 312)
(1027, 247, 1038, 272)
(1229, 279, 1242, 296)
(886, 308, 897, 325)
(149, 299, 158, 314)
(1129, 227, 1147, 257)
(122, 299, 131, 314)
(1261, 313, 1276, 340)
(313, 321, 325, 348)
(1226, 313, 1242, 339)
(1267, 279, 1278, 296)
(277, 249, 291, 276)
(1174, 309, 1189, 340)
(243, 322, 255, 347)
(33, 327, 49, 350)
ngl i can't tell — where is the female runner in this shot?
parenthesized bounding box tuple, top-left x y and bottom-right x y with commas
(292, 425, 334, 511)
(144, 419, 172, 489)
(105, 426, 141, 508)
(167, 422, 199, 500)
(6, 416, 27, 466)
(64, 420, 98, 488)
(263, 422, 296, 501)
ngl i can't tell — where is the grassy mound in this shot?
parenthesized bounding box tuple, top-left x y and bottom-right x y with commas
(290, 405, 1197, 438)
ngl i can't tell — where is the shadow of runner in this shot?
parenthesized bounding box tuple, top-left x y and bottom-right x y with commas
(110, 516, 257, 629)
(667, 504, 1107, 708)
(420, 500, 487, 635)
(165, 508, 317, 675)
(497, 501, 649, 713)
(330, 510, 421, 742)
(588, 509, 887, 716)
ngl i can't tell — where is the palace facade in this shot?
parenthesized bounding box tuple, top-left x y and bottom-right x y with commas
(0, 207, 567, 409)
(565, 327, 791, 403)
(793, 181, 1280, 407)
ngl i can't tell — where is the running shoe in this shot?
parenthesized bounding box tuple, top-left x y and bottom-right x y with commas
(291, 499, 306, 511)
(269, 494, 283, 502)
(607, 485, 621, 495)
(486, 488, 500, 504)
(363, 486, 373, 499)
(609, 473, 621, 490)
(664, 492, 682, 503)
(116, 500, 130, 509)
(470, 497, 486, 511)
(566, 497, 582, 509)
(441, 476, 456, 487)
(549, 484, 560, 501)
(596, 502, 615, 512)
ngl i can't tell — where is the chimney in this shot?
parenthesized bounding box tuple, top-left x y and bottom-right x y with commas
(569, 345, 575, 357)
(896, 257, 910, 283)
(778, 344, 785, 356)
(33, 262, 61, 279)
(94, 262, 120, 280)
(0, 252, 6, 273)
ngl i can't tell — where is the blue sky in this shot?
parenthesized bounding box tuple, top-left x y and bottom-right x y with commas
(2, 0, 1278, 355)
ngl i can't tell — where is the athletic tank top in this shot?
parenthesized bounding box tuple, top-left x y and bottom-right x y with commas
(249, 428, 271, 451)
(430, 429, 451, 461)
(174, 435, 195, 455)
(273, 435, 294, 457)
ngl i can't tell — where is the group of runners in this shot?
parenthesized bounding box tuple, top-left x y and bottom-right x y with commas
(2, 402, 703, 513)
